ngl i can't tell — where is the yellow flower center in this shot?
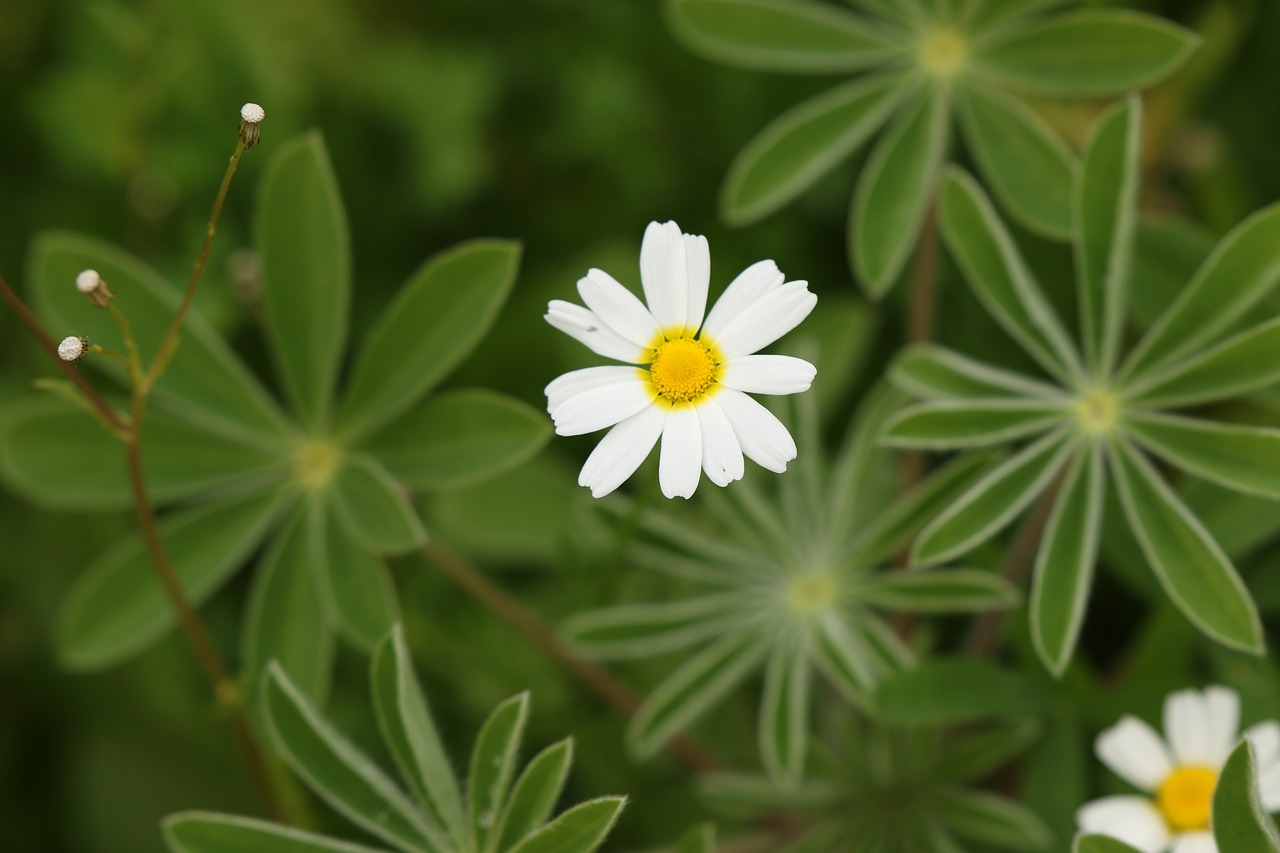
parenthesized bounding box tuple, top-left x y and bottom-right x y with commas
(920, 30, 968, 77)
(647, 337, 719, 403)
(1076, 389, 1119, 434)
(787, 572, 839, 615)
(294, 440, 342, 491)
(1157, 766, 1217, 831)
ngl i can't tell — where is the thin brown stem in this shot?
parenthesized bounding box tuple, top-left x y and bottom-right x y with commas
(420, 539, 722, 774)
(0, 277, 127, 434)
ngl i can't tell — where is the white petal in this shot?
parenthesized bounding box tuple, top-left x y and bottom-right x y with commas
(577, 269, 661, 347)
(714, 388, 797, 474)
(711, 280, 817, 358)
(720, 355, 817, 396)
(639, 221, 688, 331)
(702, 260, 784, 338)
(577, 405, 666, 498)
(545, 300, 643, 363)
(1246, 722, 1280, 811)
(696, 398, 744, 487)
(546, 365, 641, 415)
(1165, 688, 1214, 767)
(659, 405, 702, 499)
(552, 379, 655, 436)
(1076, 796, 1171, 853)
(1202, 686, 1241, 766)
(684, 233, 710, 332)
(1171, 832, 1216, 853)
(1096, 716, 1174, 792)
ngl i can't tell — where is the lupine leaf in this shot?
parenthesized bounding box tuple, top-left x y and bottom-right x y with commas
(890, 345, 1063, 401)
(338, 240, 521, 440)
(933, 720, 1042, 783)
(852, 569, 1020, 613)
(468, 693, 530, 853)
(674, 823, 717, 853)
(494, 739, 575, 853)
(329, 453, 427, 555)
(811, 611, 879, 703)
(562, 592, 757, 660)
(257, 133, 350, 431)
(1125, 317, 1280, 408)
(319, 521, 399, 653)
(870, 659, 1045, 725)
(1073, 836, 1145, 853)
(880, 399, 1068, 449)
(163, 812, 390, 853)
(506, 797, 626, 853)
(1127, 412, 1280, 500)
(931, 787, 1052, 850)
(1212, 740, 1280, 851)
(759, 635, 811, 786)
(721, 72, 910, 225)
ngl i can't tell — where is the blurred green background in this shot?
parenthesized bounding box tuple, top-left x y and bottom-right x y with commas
(3, 0, 1280, 850)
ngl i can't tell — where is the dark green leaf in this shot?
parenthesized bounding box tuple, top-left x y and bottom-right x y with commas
(329, 453, 427, 555)
(870, 659, 1045, 725)
(931, 787, 1052, 850)
(506, 797, 626, 853)
(1126, 317, 1280, 408)
(163, 812, 389, 852)
(933, 720, 1042, 783)
(468, 693, 530, 853)
(852, 569, 1020, 613)
(1127, 412, 1280, 499)
(1213, 739, 1280, 851)
(494, 739, 575, 853)
(674, 823, 716, 853)
(319, 521, 399, 653)
(1074, 836, 1145, 853)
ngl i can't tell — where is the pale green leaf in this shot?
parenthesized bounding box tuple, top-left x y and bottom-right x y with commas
(468, 693, 530, 853)
(1212, 740, 1280, 851)
(163, 812, 390, 853)
(330, 453, 427, 555)
(1127, 412, 1280, 500)
(880, 399, 1068, 449)
(890, 345, 1063, 401)
(759, 636, 811, 786)
(1125, 317, 1280, 408)
(506, 797, 626, 853)
(811, 611, 880, 703)
(319, 521, 399, 653)
(852, 569, 1020, 613)
(562, 593, 757, 660)
(494, 739, 574, 853)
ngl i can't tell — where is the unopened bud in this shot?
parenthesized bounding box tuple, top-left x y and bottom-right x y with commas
(58, 336, 88, 362)
(75, 268, 115, 309)
(239, 102, 265, 149)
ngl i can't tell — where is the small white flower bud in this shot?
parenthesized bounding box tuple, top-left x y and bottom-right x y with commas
(76, 269, 101, 293)
(58, 336, 88, 362)
(240, 103, 265, 124)
(239, 103, 265, 148)
(75, 268, 115, 308)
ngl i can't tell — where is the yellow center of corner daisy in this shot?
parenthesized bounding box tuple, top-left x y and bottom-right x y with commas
(920, 30, 968, 77)
(1157, 766, 1217, 831)
(648, 337, 720, 403)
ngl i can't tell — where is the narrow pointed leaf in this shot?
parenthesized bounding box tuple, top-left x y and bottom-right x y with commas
(363, 390, 549, 492)
(852, 83, 950, 298)
(957, 79, 1074, 239)
(1212, 740, 1280, 851)
(933, 720, 1042, 783)
(469, 693, 530, 853)
(330, 454, 427, 555)
(370, 627, 467, 847)
(665, 0, 906, 72)
(338, 240, 521, 440)
(931, 788, 1052, 850)
(760, 636, 811, 786)
(494, 739, 575, 853)
(913, 429, 1075, 566)
(262, 664, 440, 853)
(976, 11, 1199, 96)
(629, 631, 770, 758)
(675, 823, 716, 853)
(721, 72, 909, 225)
(812, 611, 879, 703)
(890, 345, 1063, 401)
(257, 133, 350, 430)
(1075, 97, 1140, 378)
(881, 399, 1068, 449)
(506, 797, 626, 853)
(1074, 836, 1144, 853)
(1030, 443, 1102, 675)
(562, 593, 758, 660)
(870, 659, 1044, 725)
(969, 0, 1072, 34)
(29, 232, 294, 449)
(163, 812, 390, 853)
(320, 521, 399, 653)
(939, 170, 1083, 384)
(853, 569, 1020, 613)
(57, 489, 289, 670)
(1109, 439, 1263, 653)
(1123, 203, 1280, 383)
(1127, 412, 1280, 500)
(1126, 316, 1280, 408)
(243, 504, 333, 705)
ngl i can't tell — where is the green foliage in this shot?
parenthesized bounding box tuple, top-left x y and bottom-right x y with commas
(1212, 740, 1280, 851)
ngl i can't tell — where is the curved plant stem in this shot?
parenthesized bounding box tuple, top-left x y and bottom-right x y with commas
(420, 538, 722, 774)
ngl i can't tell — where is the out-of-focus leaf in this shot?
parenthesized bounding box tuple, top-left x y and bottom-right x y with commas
(1212, 740, 1280, 851)
(933, 720, 1042, 783)
(869, 659, 1045, 725)
(1026, 719, 1088, 845)
(319, 521, 399, 653)
(329, 453, 427, 555)
(506, 797, 626, 853)
(257, 133, 350, 431)
(338, 240, 521, 440)
(674, 823, 716, 853)
(811, 611, 880, 704)
(890, 345, 1062, 401)
(57, 489, 289, 670)
(494, 739, 575, 853)
(468, 692, 529, 853)
(1074, 836, 1145, 853)
(930, 788, 1052, 850)
(852, 569, 1019, 613)
(880, 399, 1067, 449)
(562, 593, 755, 660)
(759, 635, 810, 786)
(1127, 317, 1280, 408)
(163, 812, 389, 852)
(1127, 412, 1280, 499)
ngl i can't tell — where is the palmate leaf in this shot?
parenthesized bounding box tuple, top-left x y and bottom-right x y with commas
(1126, 412, 1280, 500)
(1212, 740, 1280, 851)
(319, 519, 400, 653)
(329, 454, 427, 555)
(1126, 316, 1280, 408)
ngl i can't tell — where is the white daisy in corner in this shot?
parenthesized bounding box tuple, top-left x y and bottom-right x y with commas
(544, 220, 817, 499)
(1077, 685, 1280, 852)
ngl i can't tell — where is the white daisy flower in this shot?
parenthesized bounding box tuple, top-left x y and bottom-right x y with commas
(544, 220, 817, 500)
(1077, 685, 1280, 852)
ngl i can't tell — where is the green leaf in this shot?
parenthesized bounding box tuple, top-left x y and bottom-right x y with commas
(933, 720, 1042, 783)
(721, 72, 909, 225)
(1122, 203, 1280, 383)
(1128, 413, 1280, 499)
(1074, 97, 1140, 379)
(494, 739, 575, 853)
(1125, 317, 1280, 408)
(956, 79, 1074, 239)
(1030, 443, 1103, 675)
(759, 636, 810, 786)
(319, 521, 399, 653)
(57, 489, 289, 670)
(811, 611, 880, 703)
(976, 10, 1199, 97)
(163, 812, 390, 853)
(262, 663, 441, 853)
(913, 429, 1075, 566)
(665, 0, 905, 73)
(29, 232, 294, 449)
(1073, 836, 1144, 853)
(469, 692, 530, 853)
(674, 823, 716, 853)
(1212, 739, 1280, 851)
(628, 631, 770, 758)
(330, 453, 427, 555)
(506, 797, 626, 853)
(257, 133, 350, 430)
(338, 240, 521, 440)
(0, 397, 284, 511)
(242, 504, 333, 705)
(870, 659, 1045, 725)
(562, 593, 756, 660)
(370, 626, 466, 847)
(852, 569, 1020, 613)
(939, 170, 1083, 385)
(890, 345, 1063, 401)
(363, 390, 549, 492)
(851, 83, 950, 298)
(931, 788, 1051, 851)
(880, 399, 1067, 449)
(1108, 439, 1263, 653)
(969, 0, 1071, 34)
